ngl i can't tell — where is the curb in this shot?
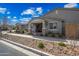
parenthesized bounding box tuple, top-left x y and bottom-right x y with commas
(2, 38, 53, 56)
(0, 40, 38, 56)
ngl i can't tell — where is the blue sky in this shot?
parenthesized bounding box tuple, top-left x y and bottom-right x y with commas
(0, 3, 78, 25)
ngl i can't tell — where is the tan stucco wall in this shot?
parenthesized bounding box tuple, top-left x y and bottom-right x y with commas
(47, 20, 63, 34)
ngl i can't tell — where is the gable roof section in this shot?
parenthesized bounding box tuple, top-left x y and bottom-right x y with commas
(28, 8, 79, 24)
(42, 8, 79, 23)
(28, 17, 44, 24)
(43, 8, 79, 16)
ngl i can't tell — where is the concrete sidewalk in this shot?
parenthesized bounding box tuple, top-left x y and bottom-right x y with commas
(4, 33, 79, 46)
(6, 33, 66, 42)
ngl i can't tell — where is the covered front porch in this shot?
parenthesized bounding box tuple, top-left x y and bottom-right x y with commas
(28, 19, 47, 36)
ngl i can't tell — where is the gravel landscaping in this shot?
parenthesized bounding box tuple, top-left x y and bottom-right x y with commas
(2, 34, 79, 56)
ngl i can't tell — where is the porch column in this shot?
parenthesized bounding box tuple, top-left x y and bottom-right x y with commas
(28, 23, 31, 33)
(42, 20, 46, 36)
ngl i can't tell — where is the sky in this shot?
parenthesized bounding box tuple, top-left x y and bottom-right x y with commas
(0, 3, 78, 25)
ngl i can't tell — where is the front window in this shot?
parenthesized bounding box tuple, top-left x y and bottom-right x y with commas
(49, 23, 57, 29)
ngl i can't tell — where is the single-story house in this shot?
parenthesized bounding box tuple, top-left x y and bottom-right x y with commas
(28, 8, 79, 39)
(20, 23, 28, 30)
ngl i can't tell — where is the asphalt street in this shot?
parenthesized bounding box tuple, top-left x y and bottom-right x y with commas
(0, 41, 27, 56)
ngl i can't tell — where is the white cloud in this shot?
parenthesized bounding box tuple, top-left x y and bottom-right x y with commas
(33, 15, 39, 17)
(21, 7, 43, 17)
(64, 3, 78, 8)
(7, 11, 10, 14)
(36, 7, 43, 14)
(11, 19, 18, 25)
(11, 16, 18, 22)
(21, 9, 34, 15)
(11, 19, 17, 22)
(0, 7, 7, 14)
(19, 18, 31, 24)
(13, 16, 17, 19)
(7, 16, 11, 19)
(19, 18, 31, 21)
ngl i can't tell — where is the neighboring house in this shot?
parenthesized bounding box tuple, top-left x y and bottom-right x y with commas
(28, 8, 79, 38)
(16, 21, 28, 30)
(20, 23, 28, 30)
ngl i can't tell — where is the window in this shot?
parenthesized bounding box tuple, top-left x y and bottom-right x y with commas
(49, 23, 57, 29)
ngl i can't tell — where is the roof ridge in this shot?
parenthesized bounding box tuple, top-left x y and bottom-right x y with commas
(56, 8, 79, 11)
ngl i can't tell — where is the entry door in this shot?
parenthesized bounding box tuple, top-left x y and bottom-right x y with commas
(36, 23, 42, 32)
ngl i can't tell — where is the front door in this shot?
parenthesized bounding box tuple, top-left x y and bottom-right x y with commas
(35, 23, 42, 32)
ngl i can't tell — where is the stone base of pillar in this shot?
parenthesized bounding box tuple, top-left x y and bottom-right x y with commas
(42, 29, 47, 36)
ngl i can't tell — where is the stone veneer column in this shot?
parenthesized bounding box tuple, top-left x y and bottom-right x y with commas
(28, 23, 31, 33)
(42, 20, 46, 36)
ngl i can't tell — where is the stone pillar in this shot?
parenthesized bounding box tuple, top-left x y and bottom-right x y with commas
(28, 23, 31, 33)
(42, 20, 46, 36)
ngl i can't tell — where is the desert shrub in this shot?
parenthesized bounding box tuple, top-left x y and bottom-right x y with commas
(27, 32, 32, 35)
(47, 32, 55, 37)
(15, 30, 20, 33)
(51, 34, 55, 37)
(53, 33, 64, 38)
(20, 29, 25, 34)
(15, 29, 25, 34)
(46, 32, 64, 38)
(58, 34, 64, 38)
(47, 34, 52, 37)
(57, 33, 64, 38)
(54, 33, 59, 37)
(58, 42, 66, 47)
(37, 42, 45, 49)
(2, 26, 8, 30)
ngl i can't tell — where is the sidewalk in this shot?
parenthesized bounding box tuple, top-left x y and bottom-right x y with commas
(5, 33, 79, 46)
(6, 33, 66, 42)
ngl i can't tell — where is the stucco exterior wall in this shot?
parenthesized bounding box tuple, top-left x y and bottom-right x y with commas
(46, 20, 63, 34)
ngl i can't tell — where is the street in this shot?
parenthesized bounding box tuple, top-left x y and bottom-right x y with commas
(0, 40, 27, 56)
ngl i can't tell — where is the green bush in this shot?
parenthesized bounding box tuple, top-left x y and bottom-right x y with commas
(37, 42, 45, 49)
(27, 33, 32, 35)
(47, 34, 52, 37)
(58, 34, 64, 38)
(58, 42, 66, 47)
(47, 33, 55, 37)
(47, 32, 64, 38)
(54, 34, 59, 37)
(15, 29, 25, 34)
(20, 29, 25, 34)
